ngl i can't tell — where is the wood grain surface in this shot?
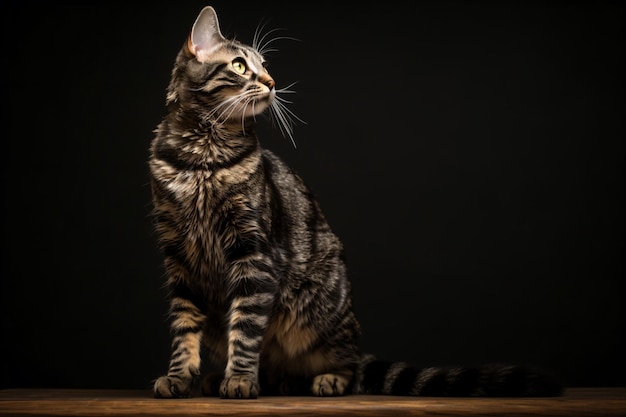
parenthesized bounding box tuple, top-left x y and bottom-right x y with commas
(1, 388, 624, 417)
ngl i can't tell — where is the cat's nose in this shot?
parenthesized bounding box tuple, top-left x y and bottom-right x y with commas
(262, 76, 275, 91)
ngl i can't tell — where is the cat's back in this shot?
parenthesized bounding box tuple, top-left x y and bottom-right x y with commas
(260, 148, 344, 277)
(260, 148, 322, 233)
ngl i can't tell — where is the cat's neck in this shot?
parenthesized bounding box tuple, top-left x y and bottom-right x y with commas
(171, 101, 259, 134)
(161, 109, 260, 169)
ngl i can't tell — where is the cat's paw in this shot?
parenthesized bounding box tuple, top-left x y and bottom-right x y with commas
(312, 373, 350, 396)
(201, 371, 224, 397)
(154, 375, 193, 398)
(220, 374, 259, 399)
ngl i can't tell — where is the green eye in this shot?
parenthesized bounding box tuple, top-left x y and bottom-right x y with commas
(232, 59, 247, 74)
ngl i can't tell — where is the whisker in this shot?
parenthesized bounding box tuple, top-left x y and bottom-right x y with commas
(269, 98, 302, 149)
(256, 27, 285, 53)
(274, 94, 306, 125)
(275, 81, 299, 95)
(205, 96, 241, 121)
(275, 83, 299, 104)
(258, 48, 279, 55)
(269, 102, 293, 147)
(243, 95, 258, 132)
(220, 92, 255, 122)
(240, 99, 249, 134)
(252, 18, 272, 50)
(208, 90, 257, 124)
(259, 37, 301, 56)
(275, 97, 294, 105)
(254, 25, 301, 56)
(261, 35, 301, 49)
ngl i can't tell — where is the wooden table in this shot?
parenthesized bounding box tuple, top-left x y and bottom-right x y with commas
(1, 388, 624, 416)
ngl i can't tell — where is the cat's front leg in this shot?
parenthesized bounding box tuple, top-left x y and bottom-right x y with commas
(221, 272, 276, 399)
(154, 282, 206, 398)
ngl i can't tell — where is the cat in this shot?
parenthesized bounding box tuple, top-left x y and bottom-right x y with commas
(149, 5, 562, 399)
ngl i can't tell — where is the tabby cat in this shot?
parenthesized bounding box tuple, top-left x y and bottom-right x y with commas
(149, 6, 561, 399)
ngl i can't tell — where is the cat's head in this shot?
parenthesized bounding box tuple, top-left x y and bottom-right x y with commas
(168, 6, 276, 123)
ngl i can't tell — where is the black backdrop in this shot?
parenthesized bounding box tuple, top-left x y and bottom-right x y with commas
(1, 1, 624, 389)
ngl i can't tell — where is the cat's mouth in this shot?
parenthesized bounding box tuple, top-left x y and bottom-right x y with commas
(214, 84, 275, 121)
(239, 88, 275, 118)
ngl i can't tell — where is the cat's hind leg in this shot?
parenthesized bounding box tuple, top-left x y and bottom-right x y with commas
(311, 370, 353, 396)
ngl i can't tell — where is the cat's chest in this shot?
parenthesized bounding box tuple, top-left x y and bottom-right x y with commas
(168, 170, 218, 215)
(151, 144, 263, 271)
(162, 146, 260, 205)
(166, 166, 254, 219)
(166, 170, 235, 261)
(169, 171, 224, 268)
(162, 167, 258, 274)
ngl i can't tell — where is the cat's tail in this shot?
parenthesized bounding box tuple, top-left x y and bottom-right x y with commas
(351, 355, 562, 397)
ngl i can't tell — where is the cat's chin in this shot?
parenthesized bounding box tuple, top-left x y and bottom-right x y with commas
(224, 104, 271, 121)
(238, 93, 274, 118)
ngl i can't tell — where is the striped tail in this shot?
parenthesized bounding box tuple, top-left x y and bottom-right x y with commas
(352, 355, 562, 397)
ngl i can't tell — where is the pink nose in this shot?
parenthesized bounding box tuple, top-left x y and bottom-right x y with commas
(263, 77, 275, 90)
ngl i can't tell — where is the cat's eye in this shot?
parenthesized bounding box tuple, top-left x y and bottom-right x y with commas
(232, 58, 247, 75)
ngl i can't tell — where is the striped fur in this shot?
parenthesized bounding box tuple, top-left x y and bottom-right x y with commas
(150, 6, 561, 399)
(354, 356, 561, 397)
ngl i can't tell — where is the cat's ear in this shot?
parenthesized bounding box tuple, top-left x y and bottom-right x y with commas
(186, 6, 225, 62)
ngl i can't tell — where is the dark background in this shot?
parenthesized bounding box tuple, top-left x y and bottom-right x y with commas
(1, 1, 624, 390)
